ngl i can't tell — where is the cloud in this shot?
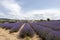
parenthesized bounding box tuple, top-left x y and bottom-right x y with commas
(0, 0, 60, 20)
(0, 0, 24, 19)
(25, 9, 60, 20)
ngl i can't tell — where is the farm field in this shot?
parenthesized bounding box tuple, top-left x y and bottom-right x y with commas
(0, 23, 42, 40)
(0, 20, 60, 40)
(0, 0, 60, 40)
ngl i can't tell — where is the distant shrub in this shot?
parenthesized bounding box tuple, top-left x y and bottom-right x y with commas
(47, 18, 50, 21)
(0, 20, 5, 23)
(40, 19, 44, 21)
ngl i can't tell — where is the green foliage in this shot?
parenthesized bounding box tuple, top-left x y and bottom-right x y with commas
(0, 20, 5, 23)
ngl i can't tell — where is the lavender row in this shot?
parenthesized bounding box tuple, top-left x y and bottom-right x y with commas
(9, 22, 23, 33)
(18, 23, 35, 38)
(34, 21, 60, 31)
(46, 31, 60, 40)
(2, 22, 14, 29)
(0, 22, 23, 30)
(30, 21, 60, 40)
(36, 20, 60, 26)
(30, 23, 53, 40)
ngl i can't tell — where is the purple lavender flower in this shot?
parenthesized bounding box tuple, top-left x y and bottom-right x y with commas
(9, 22, 23, 33)
(46, 31, 60, 40)
(18, 23, 35, 38)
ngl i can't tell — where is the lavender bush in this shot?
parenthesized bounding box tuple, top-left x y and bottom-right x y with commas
(35, 21, 60, 31)
(2, 22, 10, 28)
(30, 23, 53, 40)
(2, 22, 15, 29)
(9, 22, 23, 33)
(46, 31, 60, 40)
(40, 24, 60, 31)
(18, 23, 35, 38)
(36, 20, 60, 26)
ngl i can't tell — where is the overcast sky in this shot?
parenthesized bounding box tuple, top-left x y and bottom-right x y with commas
(0, 0, 60, 20)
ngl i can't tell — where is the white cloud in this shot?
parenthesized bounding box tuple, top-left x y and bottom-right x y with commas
(25, 9, 60, 20)
(27, 9, 60, 14)
(3, 0, 21, 14)
(0, 0, 24, 19)
(0, 0, 60, 20)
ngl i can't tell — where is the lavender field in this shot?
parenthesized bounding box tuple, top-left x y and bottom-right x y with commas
(0, 20, 60, 40)
(0, 0, 60, 40)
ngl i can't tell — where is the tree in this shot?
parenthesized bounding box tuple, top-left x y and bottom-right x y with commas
(47, 18, 50, 21)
